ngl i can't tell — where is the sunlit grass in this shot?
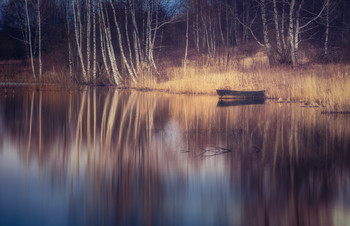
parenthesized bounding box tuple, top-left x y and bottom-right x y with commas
(138, 53, 350, 112)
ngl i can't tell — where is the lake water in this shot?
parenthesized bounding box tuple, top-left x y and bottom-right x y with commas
(0, 87, 349, 226)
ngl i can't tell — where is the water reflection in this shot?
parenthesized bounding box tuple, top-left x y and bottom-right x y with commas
(0, 87, 350, 226)
(217, 98, 265, 107)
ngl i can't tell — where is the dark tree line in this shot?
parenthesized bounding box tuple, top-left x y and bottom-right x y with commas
(1, 0, 350, 83)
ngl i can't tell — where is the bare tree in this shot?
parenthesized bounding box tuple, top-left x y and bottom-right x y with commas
(25, 0, 36, 79)
(72, 0, 87, 81)
(289, 0, 328, 66)
(184, 0, 189, 75)
(109, 0, 137, 82)
(64, 0, 73, 79)
(98, 0, 121, 84)
(272, 0, 283, 57)
(92, 0, 97, 80)
(260, 0, 275, 65)
(37, 0, 41, 79)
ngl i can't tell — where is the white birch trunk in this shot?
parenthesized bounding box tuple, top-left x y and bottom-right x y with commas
(150, 0, 159, 71)
(92, 0, 97, 80)
(37, 0, 42, 79)
(294, 1, 303, 65)
(146, 0, 151, 64)
(289, 0, 296, 67)
(273, 0, 283, 56)
(281, 0, 287, 51)
(87, 0, 91, 80)
(25, 0, 36, 80)
(324, 0, 329, 55)
(65, 0, 73, 79)
(72, 0, 87, 81)
(99, 1, 121, 84)
(109, 0, 136, 82)
(128, 0, 141, 72)
(98, 6, 110, 78)
(261, 0, 275, 65)
(195, 0, 200, 52)
(125, 5, 137, 77)
(184, 2, 189, 76)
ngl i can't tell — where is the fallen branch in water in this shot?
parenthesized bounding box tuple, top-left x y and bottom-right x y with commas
(201, 146, 232, 157)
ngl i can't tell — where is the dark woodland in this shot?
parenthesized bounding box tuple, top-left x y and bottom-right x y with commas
(0, 0, 350, 83)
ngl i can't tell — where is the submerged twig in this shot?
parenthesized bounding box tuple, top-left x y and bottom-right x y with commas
(201, 146, 232, 157)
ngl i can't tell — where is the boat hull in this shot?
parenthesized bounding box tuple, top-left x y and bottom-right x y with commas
(216, 89, 265, 99)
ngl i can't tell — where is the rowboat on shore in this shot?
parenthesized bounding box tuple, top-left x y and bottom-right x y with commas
(216, 89, 265, 99)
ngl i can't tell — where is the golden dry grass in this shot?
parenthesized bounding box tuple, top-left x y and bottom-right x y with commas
(138, 51, 350, 112)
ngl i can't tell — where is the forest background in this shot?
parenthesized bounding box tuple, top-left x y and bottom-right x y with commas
(0, 0, 349, 112)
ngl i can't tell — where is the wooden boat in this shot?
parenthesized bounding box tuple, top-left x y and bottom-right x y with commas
(216, 89, 265, 99)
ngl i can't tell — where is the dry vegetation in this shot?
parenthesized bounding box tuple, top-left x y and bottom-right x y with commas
(139, 47, 350, 113)
(1, 45, 350, 113)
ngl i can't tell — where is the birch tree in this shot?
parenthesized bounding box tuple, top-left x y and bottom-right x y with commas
(72, 0, 87, 81)
(260, 0, 275, 65)
(184, 0, 189, 75)
(272, 0, 283, 57)
(37, 0, 42, 78)
(109, 0, 136, 82)
(128, 0, 142, 73)
(98, 0, 121, 84)
(288, 0, 328, 66)
(25, 0, 36, 79)
(65, 0, 73, 79)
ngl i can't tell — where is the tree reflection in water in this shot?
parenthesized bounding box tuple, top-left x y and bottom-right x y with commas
(0, 87, 349, 226)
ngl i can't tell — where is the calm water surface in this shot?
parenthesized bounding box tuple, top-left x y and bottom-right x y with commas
(0, 87, 349, 226)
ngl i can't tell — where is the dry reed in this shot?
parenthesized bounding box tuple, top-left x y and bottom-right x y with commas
(139, 51, 350, 113)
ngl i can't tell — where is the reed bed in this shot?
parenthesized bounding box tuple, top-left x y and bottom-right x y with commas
(142, 52, 350, 113)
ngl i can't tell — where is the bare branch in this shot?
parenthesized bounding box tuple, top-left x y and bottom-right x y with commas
(299, 0, 328, 30)
(236, 14, 264, 47)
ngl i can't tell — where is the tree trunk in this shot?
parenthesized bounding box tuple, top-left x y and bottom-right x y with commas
(233, 0, 240, 45)
(281, 0, 287, 52)
(273, 0, 283, 57)
(110, 0, 136, 82)
(218, 3, 225, 46)
(92, 0, 97, 81)
(150, 0, 160, 72)
(200, 4, 210, 55)
(98, 5, 110, 79)
(87, 0, 91, 80)
(184, 1, 189, 76)
(99, 1, 121, 84)
(324, 0, 329, 56)
(293, 1, 303, 65)
(65, 0, 73, 79)
(125, 5, 137, 77)
(261, 0, 275, 65)
(25, 0, 36, 80)
(195, 0, 200, 52)
(72, 0, 87, 81)
(146, 0, 151, 66)
(37, 0, 42, 79)
(128, 0, 141, 72)
(289, 0, 296, 67)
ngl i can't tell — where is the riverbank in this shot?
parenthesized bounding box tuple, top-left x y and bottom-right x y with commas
(1, 51, 350, 113)
(140, 52, 350, 113)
